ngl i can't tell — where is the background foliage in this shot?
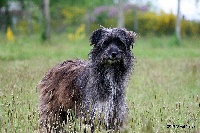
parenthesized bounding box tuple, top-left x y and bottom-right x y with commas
(1, 1, 200, 36)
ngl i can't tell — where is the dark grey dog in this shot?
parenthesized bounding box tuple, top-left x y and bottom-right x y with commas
(38, 27, 136, 132)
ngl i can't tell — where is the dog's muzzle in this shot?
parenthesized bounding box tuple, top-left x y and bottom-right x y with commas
(110, 51, 121, 59)
(104, 50, 122, 64)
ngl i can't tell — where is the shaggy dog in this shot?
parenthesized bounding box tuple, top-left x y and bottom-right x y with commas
(38, 27, 136, 132)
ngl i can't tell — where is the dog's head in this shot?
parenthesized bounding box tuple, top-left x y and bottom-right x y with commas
(89, 28, 136, 66)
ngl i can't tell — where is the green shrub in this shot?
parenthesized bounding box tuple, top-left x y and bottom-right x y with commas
(17, 20, 41, 34)
(61, 7, 86, 26)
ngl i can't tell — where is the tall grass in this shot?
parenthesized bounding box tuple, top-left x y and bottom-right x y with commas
(0, 33, 199, 132)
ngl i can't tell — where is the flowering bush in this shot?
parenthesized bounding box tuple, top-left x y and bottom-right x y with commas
(155, 12, 176, 35)
(137, 12, 158, 35)
(181, 20, 200, 36)
(67, 24, 86, 41)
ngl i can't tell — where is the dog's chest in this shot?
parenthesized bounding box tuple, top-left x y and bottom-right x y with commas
(94, 92, 115, 124)
(82, 68, 123, 122)
(94, 99, 113, 123)
(94, 71, 118, 121)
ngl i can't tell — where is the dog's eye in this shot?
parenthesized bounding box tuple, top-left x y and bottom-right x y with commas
(116, 40, 126, 50)
(102, 40, 111, 48)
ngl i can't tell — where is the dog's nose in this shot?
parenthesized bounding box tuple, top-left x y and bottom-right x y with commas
(111, 52, 118, 58)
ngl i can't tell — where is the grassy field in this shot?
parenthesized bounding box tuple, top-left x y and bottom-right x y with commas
(0, 33, 199, 132)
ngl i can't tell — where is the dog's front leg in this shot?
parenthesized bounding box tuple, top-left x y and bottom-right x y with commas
(80, 102, 96, 133)
(109, 100, 128, 131)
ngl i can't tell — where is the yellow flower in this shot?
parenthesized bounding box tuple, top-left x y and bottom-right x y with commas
(6, 27, 14, 42)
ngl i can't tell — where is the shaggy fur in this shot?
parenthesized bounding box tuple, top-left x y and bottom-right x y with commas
(38, 27, 136, 132)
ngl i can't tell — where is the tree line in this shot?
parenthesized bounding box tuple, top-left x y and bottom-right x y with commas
(0, 0, 199, 44)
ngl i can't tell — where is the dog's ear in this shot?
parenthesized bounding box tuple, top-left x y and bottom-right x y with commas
(125, 31, 136, 49)
(90, 28, 103, 46)
(115, 28, 136, 49)
(90, 28, 110, 46)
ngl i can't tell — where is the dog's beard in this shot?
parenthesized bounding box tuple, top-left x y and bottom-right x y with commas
(100, 53, 121, 65)
(90, 53, 128, 71)
(106, 59, 120, 64)
(90, 53, 120, 66)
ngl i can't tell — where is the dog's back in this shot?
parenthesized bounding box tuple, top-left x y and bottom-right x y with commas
(38, 60, 87, 132)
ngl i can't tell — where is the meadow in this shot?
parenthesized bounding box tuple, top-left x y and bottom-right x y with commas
(0, 33, 199, 132)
